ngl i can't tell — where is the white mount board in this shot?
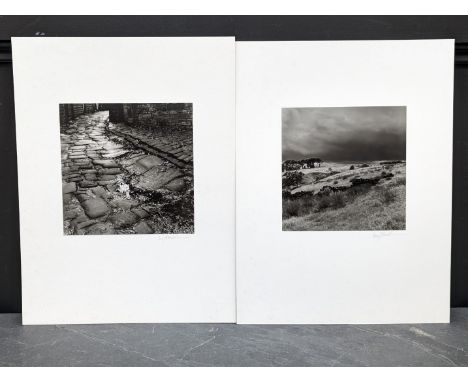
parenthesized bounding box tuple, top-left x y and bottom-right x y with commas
(236, 40, 454, 324)
(13, 37, 236, 324)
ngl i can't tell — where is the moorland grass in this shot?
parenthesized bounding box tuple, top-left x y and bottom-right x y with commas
(282, 174, 405, 231)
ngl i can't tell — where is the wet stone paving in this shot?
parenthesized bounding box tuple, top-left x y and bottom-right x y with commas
(61, 111, 194, 235)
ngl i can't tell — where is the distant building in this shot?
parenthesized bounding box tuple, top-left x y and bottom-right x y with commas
(282, 158, 323, 171)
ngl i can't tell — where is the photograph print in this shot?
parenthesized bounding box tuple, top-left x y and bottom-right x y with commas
(282, 106, 406, 231)
(60, 103, 194, 235)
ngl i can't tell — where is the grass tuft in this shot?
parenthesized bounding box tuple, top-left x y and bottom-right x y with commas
(376, 187, 397, 204)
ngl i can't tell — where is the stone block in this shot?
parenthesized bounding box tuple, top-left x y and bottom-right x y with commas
(80, 180, 98, 188)
(109, 211, 139, 229)
(134, 221, 154, 234)
(93, 159, 118, 168)
(112, 199, 139, 211)
(62, 193, 72, 204)
(134, 167, 183, 192)
(82, 198, 109, 218)
(90, 186, 108, 199)
(137, 155, 163, 170)
(99, 175, 117, 181)
(63, 182, 76, 194)
(76, 220, 97, 230)
(165, 178, 186, 192)
(86, 222, 115, 235)
(99, 168, 122, 175)
(132, 207, 150, 219)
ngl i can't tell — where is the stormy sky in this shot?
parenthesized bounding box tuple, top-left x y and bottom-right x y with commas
(282, 106, 406, 162)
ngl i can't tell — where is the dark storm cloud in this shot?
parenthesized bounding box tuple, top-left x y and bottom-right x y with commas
(282, 106, 406, 161)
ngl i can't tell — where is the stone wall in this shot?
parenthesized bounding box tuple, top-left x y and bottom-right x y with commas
(107, 103, 193, 131)
(59, 104, 98, 126)
(83, 104, 98, 114)
(105, 104, 124, 122)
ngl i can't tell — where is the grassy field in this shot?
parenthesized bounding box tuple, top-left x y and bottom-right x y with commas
(282, 161, 406, 231)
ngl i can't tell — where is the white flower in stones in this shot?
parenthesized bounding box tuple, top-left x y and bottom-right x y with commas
(118, 183, 130, 199)
(115, 175, 131, 199)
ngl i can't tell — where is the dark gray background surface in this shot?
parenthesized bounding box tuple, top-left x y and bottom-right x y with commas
(0, 309, 467, 366)
(0, 16, 467, 312)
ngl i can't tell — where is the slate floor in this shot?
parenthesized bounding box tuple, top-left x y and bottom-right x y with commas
(0, 309, 467, 366)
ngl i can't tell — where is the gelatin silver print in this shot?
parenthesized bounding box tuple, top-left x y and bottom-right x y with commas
(282, 106, 406, 231)
(60, 103, 194, 235)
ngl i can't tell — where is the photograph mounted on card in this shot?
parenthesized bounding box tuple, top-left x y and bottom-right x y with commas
(236, 40, 453, 324)
(60, 103, 194, 235)
(13, 37, 236, 324)
(282, 106, 406, 232)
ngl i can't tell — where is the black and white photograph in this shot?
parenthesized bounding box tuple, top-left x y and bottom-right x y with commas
(60, 103, 194, 235)
(282, 106, 406, 231)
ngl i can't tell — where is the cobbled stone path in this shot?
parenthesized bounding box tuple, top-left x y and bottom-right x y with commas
(61, 111, 194, 235)
(108, 121, 193, 168)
